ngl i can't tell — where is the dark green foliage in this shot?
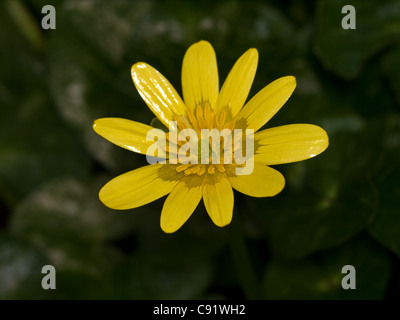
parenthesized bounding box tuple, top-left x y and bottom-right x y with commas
(0, 0, 399, 299)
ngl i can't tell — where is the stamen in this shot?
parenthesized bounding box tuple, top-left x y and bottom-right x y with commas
(186, 107, 200, 132)
(176, 116, 192, 130)
(171, 102, 240, 176)
(190, 165, 201, 174)
(184, 170, 192, 176)
(196, 105, 206, 128)
(207, 165, 215, 174)
(197, 166, 206, 176)
(226, 120, 236, 131)
(175, 117, 186, 130)
(218, 111, 226, 129)
(203, 102, 214, 130)
(176, 164, 192, 172)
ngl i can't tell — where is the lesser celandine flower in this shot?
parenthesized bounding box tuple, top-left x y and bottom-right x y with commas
(93, 40, 328, 233)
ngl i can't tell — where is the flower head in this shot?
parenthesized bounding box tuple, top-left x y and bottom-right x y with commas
(93, 40, 328, 233)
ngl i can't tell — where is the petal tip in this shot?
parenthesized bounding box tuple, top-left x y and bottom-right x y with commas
(92, 118, 104, 134)
(320, 128, 330, 151)
(131, 62, 147, 75)
(196, 39, 212, 47)
(264, 171, 285, 197)
(276, 175, 286, 196)
(246, 48, 259, 61)
(213, 218, 232, 228)
(284, 75, 297, 88)
(98, 187, 119, 210)
(160, 222, 179, 234)
(309, 125, 330, 154)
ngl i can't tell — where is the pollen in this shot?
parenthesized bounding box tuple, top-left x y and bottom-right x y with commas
(171, 102, 240, 174)
(175, 163, 228, 176)
(177, 102, 236, 133)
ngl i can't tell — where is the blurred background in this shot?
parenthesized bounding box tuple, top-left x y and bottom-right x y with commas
(0, 0, 399, 299)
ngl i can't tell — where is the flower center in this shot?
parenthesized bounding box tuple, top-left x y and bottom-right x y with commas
(167, 102, 252, 176)
(172, 102, 238, 168)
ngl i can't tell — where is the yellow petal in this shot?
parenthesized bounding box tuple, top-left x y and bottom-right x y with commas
(235, 76, 296, 131)
(203, 175, 233, 227)
(99, 164, 177, 210)
(229, 163, 285, 197)
(182, 40, 219, 110)
(160, 180, 203, 233)
(214, 48, 258, 117)
(254, 124, 329, 165)
(131, 63, 186, 131)
(93, 118, 159, 155)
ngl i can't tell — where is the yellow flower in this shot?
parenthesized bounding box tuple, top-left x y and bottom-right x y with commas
(93, 40, 328, 233)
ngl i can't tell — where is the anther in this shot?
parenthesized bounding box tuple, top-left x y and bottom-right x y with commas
(207, 165, 215, 174)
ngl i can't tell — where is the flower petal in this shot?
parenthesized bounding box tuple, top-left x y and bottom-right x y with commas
(131, 63, 186, 131)
(254, 124, 329, 165)
(235, 76, 296, 132)
(203, 175, 234, 227)
(99, 164, 177, 210)
(214, 48, 258, 117)
(160, 180, 203, 233)
(182, 40, 219, 110)
(93, 118, 159, 155)
(229, 163, 285, 197)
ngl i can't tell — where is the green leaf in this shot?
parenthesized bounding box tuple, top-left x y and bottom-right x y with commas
(47, 0, 152, 171)
(0, 7, 90, 199)
(4, 0, 45, 52)
(110, 253, 213, 299)
(314, 0, 400, 79)
(9, 177, 138, 273)
(9, 175, 223, 299)
(263, 236, 391, 299)
(252, 117, 379, 258)
(259, 177, 376, 259)
(382, 47, 400, 105)
(105, 205, 225, 299)
(0, 235, 51, 299)
(368, 167, 400, 257)
(358, 113, 400, 257)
